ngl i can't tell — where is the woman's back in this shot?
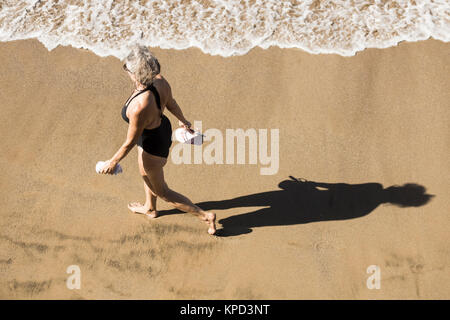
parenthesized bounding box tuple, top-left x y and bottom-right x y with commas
(124, 74, 170, 130)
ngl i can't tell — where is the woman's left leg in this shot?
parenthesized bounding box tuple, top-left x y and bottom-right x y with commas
(141, 151, 216, 235)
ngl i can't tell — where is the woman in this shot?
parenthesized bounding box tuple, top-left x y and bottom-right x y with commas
(99, 45, 216, 235)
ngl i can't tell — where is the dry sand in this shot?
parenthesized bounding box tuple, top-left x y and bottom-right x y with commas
(0, 39, 448, 299)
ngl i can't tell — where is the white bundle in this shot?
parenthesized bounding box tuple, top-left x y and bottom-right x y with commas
(174, 127, 204, 145)
(95, 161, 123, 175)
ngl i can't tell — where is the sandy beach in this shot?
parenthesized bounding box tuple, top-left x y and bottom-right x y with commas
(0, 38, 448, 299)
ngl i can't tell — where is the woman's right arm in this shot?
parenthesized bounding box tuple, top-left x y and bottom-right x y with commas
(166, 83, 192, 130)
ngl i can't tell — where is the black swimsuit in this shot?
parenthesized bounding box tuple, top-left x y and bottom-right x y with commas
(121, 84, 172, 158)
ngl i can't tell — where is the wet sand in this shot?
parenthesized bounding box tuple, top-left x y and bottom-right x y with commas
(0, 39, 448, 299)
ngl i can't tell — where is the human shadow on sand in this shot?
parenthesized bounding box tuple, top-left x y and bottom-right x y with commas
(158, 176, 435, 237)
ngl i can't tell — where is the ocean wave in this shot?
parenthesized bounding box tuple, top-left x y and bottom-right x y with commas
(0, 0, 448, 58)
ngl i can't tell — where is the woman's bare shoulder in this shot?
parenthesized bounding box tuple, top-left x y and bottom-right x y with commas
(153, 75, 172, 100)
(155, 74, 171, 89)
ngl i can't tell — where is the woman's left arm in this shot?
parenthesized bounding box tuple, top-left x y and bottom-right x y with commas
(100, 107, 146, 174)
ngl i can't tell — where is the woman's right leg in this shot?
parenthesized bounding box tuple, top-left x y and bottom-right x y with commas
(142, 179, 158, 217)
(128, 145, 158, 218)
(142, 152, 216, 234)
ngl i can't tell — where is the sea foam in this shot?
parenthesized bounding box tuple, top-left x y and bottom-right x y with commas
(0, 0, 448, 59)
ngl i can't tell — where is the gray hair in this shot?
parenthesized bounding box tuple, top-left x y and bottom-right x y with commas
(123, 45, 160, 86)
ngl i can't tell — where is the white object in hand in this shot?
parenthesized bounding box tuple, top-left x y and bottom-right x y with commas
(96, 161, 123, 175)
(174, 127, 204, 145)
